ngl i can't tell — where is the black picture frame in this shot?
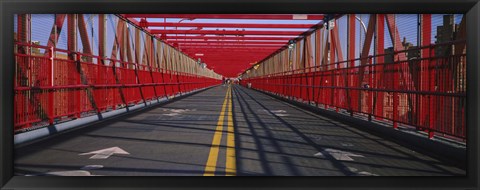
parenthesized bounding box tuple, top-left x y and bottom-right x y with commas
(1, 0, 479, 189)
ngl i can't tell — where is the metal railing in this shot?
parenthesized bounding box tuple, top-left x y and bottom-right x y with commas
(14, 42, 220, 132)
(242, 41, 466, 140)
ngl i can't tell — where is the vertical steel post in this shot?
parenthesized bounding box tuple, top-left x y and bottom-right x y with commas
(375, 14, 385, 120)
(428, 45, 436, 136)
(348, 14, 356, 116)
(329, 29, 335, 110)
(68, 14, 79, 117)
(48, 46, 55, 124)
(99, 14, 106, 62)
(420, 14, 431, 133)
(331, 21, 344, 112)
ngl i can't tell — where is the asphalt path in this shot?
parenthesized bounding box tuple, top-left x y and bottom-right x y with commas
(14, 85, 466, 176)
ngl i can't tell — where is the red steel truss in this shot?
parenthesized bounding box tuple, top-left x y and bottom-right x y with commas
(240, 14, 466, 140)
(124, 14, 325, 20)
(14, 14, 221, 132)
(14, 14, 467, 143)
(123, 14, 325, 77)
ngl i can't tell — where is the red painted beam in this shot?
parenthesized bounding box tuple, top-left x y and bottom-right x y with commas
(204, 60, 261, 63)
(194, 57, 269, 60)
(166, 40, 288, 44)
(198, 59, 266, 63)
(192, 54, 270, 58)
(125, 14, 324, 20)
(145, 22, 317, 29)
(170, 41, 287, 45)
(201, 55, 268, 59)
(178, 44, 284, 48)
(181, 48, 278, 53)
(191, 51, 272, 54)
(186, 54, 273, 59)
(46, 14, 66, 49)
(208, 63, 253, 66)
(178, 46, 281, 49)
(151, 29, 303, 36)
(161, 36, 293, 41)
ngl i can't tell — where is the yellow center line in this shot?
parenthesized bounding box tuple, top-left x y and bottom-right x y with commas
(203, 85, 230, 176)
(226, 85, 236, 176)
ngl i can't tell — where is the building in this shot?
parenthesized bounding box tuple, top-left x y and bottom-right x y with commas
(435, 15, 459, 57)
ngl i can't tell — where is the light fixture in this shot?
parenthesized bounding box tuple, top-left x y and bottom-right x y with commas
(288, 43, 295, 49)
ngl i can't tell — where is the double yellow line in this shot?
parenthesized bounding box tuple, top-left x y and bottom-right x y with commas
(203, 85, 236, 176)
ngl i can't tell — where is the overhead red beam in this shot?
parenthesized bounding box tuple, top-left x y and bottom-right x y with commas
(161, 36, 293, 41)
(201, 59, 264, 62)
(125, 14, 324, 20)
(201, 60, 265, 63)
(191, 51, 271, 54)
(198, 60, 265, 63)
(196, 59, 265, 62)
(177, 43, 286, 47)
(200, 55, 268, 59)
(208, 63, 254, 65)
(151, 29, 302, 36)
(166, 39, 288, 43)
(200, 53, 269, 56)
(186, 53, 273, 58)
(182, 48, 278, 52)
(170, 41, 287, 45)
(212, 63, 248, 65)
(191, 53, 270, 57)
(145, 22, 317, 29)
(184, 50, 275, 54)
(179, 46, 281, 49)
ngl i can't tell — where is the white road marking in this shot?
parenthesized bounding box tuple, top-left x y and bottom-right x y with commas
(163, 113, 180, 116)
(79, 147, 130, 159)
(81, 165, 104, 170)
(341, 143, 354, 147)
(346, 167, 379, 176)
(162, 108, 195, 116)
(26, 170, 99, 176)
(258, 109, 289, 116)
(314, 148, 364, 161)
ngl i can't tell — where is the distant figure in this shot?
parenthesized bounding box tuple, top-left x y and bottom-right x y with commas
(363, 83, 370, 89)
(222, 77, 226, 86)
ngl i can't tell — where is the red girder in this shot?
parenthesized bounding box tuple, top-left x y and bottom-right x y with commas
(193, 54, 270, 58)
(124, 14, 324, 20)
(162, 36, 293, 41)
(202, 60, 265, 63)
(178, 44, 285, 48)
(78, 14, 93, 57)
(15, 14, 467, 141)
(151, 29, 303, 36)
(145, 22, 317, 29)
(191, 51, 272, 54)
(170, 41, 287, 45)
(201, 55, 267, 59)
(166, 40, 288, 44)
(178, 46, 281, 49)
(46, 14, 66, 49)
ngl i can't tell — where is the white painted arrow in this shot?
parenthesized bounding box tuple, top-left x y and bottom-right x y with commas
(314, 148, 364, 161)
(26, 170, 96, 176)
(79, 147, 129, 159)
